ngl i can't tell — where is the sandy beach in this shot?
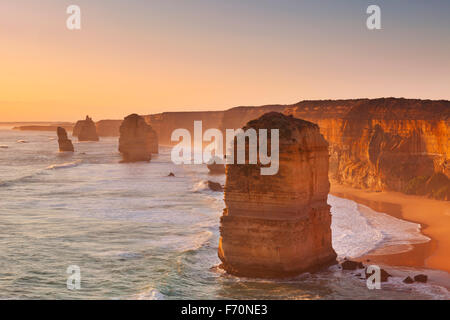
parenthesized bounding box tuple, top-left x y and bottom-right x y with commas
(331, 184, 450, 273)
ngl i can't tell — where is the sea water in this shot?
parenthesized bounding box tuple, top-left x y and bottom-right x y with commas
(0, 127, 448, 300)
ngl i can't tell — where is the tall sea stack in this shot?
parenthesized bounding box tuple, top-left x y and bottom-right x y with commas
(57, 127, 74, 152)
(218, 112, 337, 278)
(77, 116, 99, 141)
(118, 114, 159, 162)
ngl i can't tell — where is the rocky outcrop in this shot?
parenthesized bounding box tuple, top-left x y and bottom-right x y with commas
(75, 116, 99, 141)
(208, 181, 223, 192)
(118, 114, 159, 162)
(96, 120, 123, 137)
(57, 127, 74, 152)
(218, 112, 337, 278)
(207, 157, 226, 174)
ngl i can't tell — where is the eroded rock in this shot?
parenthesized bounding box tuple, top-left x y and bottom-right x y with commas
(218, 112, 337, 278)
(57, 127, 74, 152)
(118, 114, 158, 162)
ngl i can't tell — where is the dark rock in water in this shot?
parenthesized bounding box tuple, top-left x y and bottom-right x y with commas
(77, 116, 99, 142)
(207, 156, 226, 174)
(207, 180, 223, 192)
(341, 260, 363, 270)
(57, 127, 74, 152)
(414, 274, 428, 283)
(118, 114, 159, 162)
(403, 276, 414, 284)
(365, 267, 391, 282)
(168, 172, 175, 177)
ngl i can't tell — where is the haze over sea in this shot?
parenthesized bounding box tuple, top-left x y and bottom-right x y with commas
(0, 127, 448, 300)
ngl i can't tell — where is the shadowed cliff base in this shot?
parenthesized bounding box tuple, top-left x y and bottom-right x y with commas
(219, 112, 337, 278)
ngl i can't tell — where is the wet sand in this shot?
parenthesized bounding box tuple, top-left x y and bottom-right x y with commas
(331, 184, 450, 273)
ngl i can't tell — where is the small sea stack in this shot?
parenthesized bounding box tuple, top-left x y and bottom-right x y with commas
(57, 127, 74, 152)
(218, 112, 337, 278)
(118, 114, 159, 162)
(76, 116, 99, 141)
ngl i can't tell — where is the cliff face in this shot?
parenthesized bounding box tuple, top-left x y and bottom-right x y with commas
(96, 120, 122, 137)
(141, 98, 449, 199)
(218, 112, 337, 278)
(57, 127, 74, 152)
(144, 111, 224, 145)
(118, 114, 158, 162)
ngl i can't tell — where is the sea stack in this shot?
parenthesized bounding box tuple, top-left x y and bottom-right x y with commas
(218, 112, 337, 278)
(57, 127, 74, 152)
(118, 114, 159, 162)
(77, 116, 99, 141)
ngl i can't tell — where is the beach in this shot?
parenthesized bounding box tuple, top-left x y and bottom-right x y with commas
(331, 184, 450, 274)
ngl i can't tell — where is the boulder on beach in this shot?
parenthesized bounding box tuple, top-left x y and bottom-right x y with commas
(218, 112, 337, 278)
(118, 114, 159, 162)
(414, 274, 428, 283)
(403, 276, 414, 284)
(168, 172, 175, 177)
(341, 260, 364, 271)
(365, 267, 391, 282)
(57, 127, 74, 152)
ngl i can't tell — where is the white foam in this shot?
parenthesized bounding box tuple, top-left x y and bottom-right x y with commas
(329, 195, 383, 258)
(135, 288, 165, 300)
(46, 160, 82, 170)
(329, 195, 431, 259)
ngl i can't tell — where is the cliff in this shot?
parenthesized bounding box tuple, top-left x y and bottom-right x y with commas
(144, 111, 224, 145)
(96, 120, 122, 137)
(118, 114, 158, 162)
(143, 98, 449, 200)
(218, 112, 337, 278)
(57, 127, 74, 152)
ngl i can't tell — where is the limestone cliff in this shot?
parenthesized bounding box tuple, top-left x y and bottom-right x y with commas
(118, 114, 158, 162)
(57, 127, 74, 152)
(143, 98, 447, 200)
(145, 111, 224, 145)
(96, 120, 123, 137)
(218, 112, 337, 278)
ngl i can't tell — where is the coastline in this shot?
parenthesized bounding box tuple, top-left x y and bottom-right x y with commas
(330, 184, 450, 274)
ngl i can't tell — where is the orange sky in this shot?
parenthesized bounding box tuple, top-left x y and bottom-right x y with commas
(1, 0, 449, 122)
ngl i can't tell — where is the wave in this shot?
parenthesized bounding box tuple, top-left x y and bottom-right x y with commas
(192, 180, 210, 192)
(16, 140, 28, 143)
(329, 195, 430, 259)
(135, 287, 165, 300)
(46, 160, 82, 170)
(0, 145, 8, 148)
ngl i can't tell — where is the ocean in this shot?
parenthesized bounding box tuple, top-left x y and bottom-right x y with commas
(0, 127, 448, 300)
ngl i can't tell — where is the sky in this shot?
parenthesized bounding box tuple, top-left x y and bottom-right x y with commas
(0, 0, 449, 121)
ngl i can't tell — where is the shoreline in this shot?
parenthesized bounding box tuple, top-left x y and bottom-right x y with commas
(330, 184, 450, 274)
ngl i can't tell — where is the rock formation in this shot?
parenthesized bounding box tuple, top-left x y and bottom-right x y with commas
(218, 112, 337, 278)
(118, 114, 159, 162)
(76, 116, 99, 141)
(96, 120, 123, 137)
(207, 181, 223, 192)
(143, 98, 449, 200)
(57, 127, 74, 152)
(207, 156, 226, 174)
